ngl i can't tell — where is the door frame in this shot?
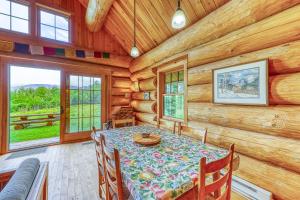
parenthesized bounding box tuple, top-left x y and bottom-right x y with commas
(60, 71, 108, 143)
(0, 55, 111, 154)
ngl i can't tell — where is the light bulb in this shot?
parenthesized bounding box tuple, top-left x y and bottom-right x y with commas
(130, 46, 139, 58)
(172, 8, 186, 29)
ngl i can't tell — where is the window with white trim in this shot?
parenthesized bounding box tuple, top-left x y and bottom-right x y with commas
(39, 9, 70, 43)
(0, 0, 29, 34)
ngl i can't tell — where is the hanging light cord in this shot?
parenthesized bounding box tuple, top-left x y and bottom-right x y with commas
(177, 0, 181, 9)
(133, 0, 136, 46)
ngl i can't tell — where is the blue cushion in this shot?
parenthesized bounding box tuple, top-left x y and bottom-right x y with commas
(0, 158, 40, 200)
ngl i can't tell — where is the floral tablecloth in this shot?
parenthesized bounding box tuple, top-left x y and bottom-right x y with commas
(96, 125, 228, 200)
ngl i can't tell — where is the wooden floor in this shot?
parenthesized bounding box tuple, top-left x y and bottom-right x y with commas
(9, 137, 60, 150)
(0, 141, 100, 200)
(0, 141, 246, 200)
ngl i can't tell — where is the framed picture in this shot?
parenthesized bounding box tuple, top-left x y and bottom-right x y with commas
(213, 59, 268, 105)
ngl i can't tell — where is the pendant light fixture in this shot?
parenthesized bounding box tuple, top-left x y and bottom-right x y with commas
(130, 0, 139, 58)
(172, 0, 187, 29)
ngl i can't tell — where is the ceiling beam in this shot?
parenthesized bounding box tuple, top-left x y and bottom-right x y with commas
(86, 0, 115, 32)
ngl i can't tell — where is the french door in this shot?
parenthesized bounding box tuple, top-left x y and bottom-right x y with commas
(61, 73, 106, 142)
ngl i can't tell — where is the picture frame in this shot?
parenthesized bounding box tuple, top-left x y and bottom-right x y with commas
(212, 59, 268, 106)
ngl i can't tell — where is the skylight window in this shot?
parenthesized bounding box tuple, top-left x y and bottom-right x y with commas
(0, 0, 29, 34)
(40, 10, 70, 43)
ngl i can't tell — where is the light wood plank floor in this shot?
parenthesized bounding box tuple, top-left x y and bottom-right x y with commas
(0, 141, 100, 200)
(0, 141, 246, 200)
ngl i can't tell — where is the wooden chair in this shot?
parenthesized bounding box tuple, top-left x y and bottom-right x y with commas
(112, 106, 135, 129)
(91, 127, 106, 199)
(172, 121, 182, 135)
(174, 124, 207, 144)
(112, 117, 135, 129)
(199, 128, 208, 144)
(100, 134, 130, 200)
(198, 144, 235, 200)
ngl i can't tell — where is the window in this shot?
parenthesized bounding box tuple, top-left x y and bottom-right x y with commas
(66, 75, 102, 133)
(0, 0, 29, 34)
(39, 9, 69, 42)
(157, 58, 187, 123)
(163, 70, 184, 120)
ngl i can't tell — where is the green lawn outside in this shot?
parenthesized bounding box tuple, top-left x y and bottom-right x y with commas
(9, 104, 101, 143)
(9, 124, 60, 143)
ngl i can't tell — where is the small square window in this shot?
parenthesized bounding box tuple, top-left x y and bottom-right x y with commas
(11, 2, 28, 19)
(0, 14, 10, 30)
(40, 11, 55, 26)
(39, 9, 70, 43)
(12, 17, 29, 33)
(0, 0, 29, 34)
(41, 24, 55, 40)
(56, 28, 69, 42)
(56, 15, 68, 30)
(0, 0, 10, 15)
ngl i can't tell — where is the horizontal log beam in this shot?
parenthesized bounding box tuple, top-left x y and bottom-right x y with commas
(111, 96, 130, 106)
(132, 91, 157, 101)
(130, 0, 300, 72)
(112, 78, 131, 88)
(139, 77, 157, 91)
(111, 88, 131, 96)
(130, 67, 156, 81)
(130, 81, 140, 92)
(85, 0, 114, 32)
(131, 100, 157, 114)
(269, 73, 300, 104)
(135, 112, 157, 125)
(136, 120, 155, 127)
(112, 68, 131, 78)
(188, 102, 300, 139)
(188, 84, 212, 102)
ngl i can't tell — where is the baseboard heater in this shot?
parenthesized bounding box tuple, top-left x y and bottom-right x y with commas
(231, 175, 272, 200)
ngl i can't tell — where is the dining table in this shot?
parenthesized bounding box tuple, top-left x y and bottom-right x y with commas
(94, 125, 235, 200)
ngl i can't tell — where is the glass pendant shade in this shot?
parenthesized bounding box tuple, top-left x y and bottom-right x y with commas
(130, 45, 139, 58)
(172, 8, 186, 29)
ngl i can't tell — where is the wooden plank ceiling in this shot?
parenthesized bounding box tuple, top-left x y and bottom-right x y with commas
(78, 0, 229, 55)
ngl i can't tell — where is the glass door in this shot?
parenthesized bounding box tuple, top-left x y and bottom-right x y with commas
(62, 73, 103, 142)
(9, 65, 61, 150)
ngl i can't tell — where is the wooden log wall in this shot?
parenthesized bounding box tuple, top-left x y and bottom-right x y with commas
(131, 77, 158, 125)
(111, 77, 132, 114)
(128, 2, 300, 199)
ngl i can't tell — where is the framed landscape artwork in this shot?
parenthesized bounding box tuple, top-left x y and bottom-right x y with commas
(213, 59, 268, 105)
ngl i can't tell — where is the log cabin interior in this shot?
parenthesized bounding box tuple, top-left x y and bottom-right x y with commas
(0, 0, 299, 199)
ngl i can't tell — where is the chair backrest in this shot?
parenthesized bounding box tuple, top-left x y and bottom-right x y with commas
(91, 127, 106, 198)
(177, 125, 207, 144)
(172, 121, 182, 135)
(92, 127, 104, 168)
(100, 134, 124, 200)
(200, 128, 207, 144)
(198, 144, 234, 200)
(112, 117, 135, 129)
